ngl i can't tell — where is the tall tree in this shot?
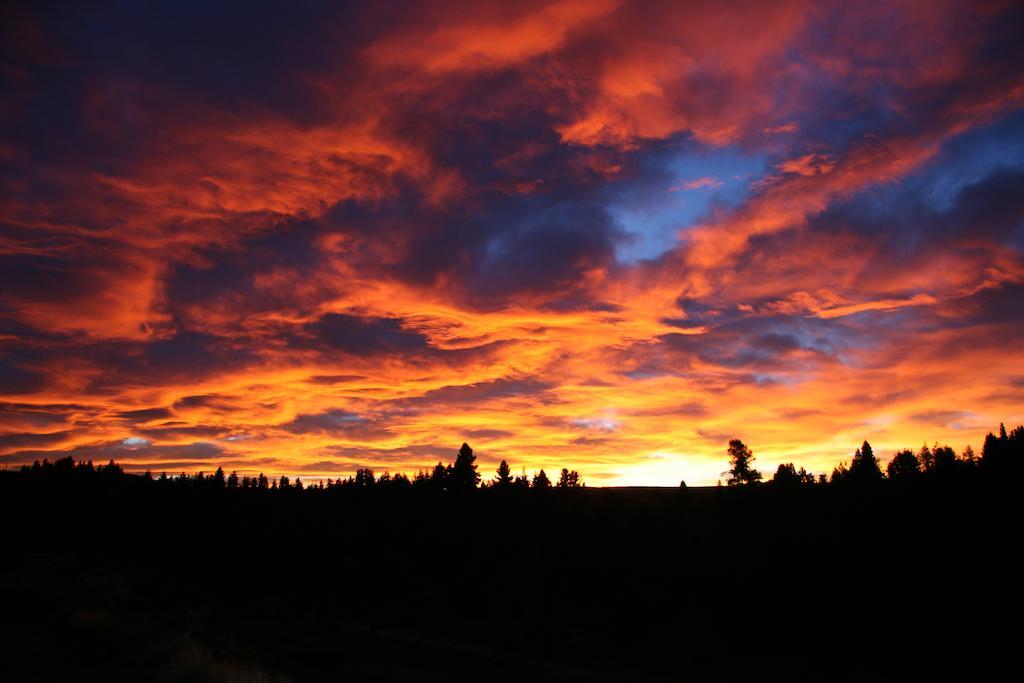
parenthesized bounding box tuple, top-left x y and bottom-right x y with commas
(532, 469, 551, 489)
(724, 439, 761, 486)
(849, 440, 882, 482)
(451, 443, 480, 491)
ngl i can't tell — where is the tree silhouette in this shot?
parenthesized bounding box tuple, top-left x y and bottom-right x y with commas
(849, 440, 882, 482)
(354, 468, 375, 488)
(772, 463, 799, 487)
(928, 445, 958, 476)
(557, 468, 583, 488)
(886, 450, 920, 480)
(494, 460, 513, 487)
(451, 443, 480, 491)
(533, 469, 551, 489)
(430, 462, 449, 492)
(830, 462, 849, 483)
(981, 423, 1020, 474)
(724, 439, 761, 486)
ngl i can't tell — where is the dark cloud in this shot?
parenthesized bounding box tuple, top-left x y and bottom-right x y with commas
(0, 431, 72, 451)
(0, 439, 226, 466)
(136, 425, 228, 441)
(404, 377, 555, 410)
(466, 202, 625, 308)
(0, 359, 46, 395)
(307, 374, 367, 385)
(84, 332, 260, 391)
(283, 409, 367, 435)
(303, 314, 429, 355)
(463, 428, 515, 440)
(0, 402, 75, 428)
(116, 407, 173, 422)
(172, 395, 240, 411)
(909, 411, 973, 429)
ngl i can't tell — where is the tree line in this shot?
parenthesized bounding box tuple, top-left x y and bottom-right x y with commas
(8, 422, 1023, 493)
(7, 442, 584, 494)
(724, 422, 1024, 486)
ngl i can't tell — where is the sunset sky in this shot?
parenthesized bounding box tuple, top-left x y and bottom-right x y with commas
(2, 1, 1023, 485)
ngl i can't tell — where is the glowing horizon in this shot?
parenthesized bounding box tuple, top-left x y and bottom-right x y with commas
(1, 1, 1023, 484)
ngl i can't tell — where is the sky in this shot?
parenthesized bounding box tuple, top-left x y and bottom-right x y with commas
(1, 1, 1023, 485)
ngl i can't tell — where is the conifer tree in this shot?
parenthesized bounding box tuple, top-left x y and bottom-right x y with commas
(494, 460, 513, 487)
(849, 440, 882, 482)
(451, 443, 480, 491)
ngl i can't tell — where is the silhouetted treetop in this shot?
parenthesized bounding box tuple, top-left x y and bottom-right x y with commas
(724, 439, 761, 486)
(771, 463, 815, 487)
(886, 450, 920, 480)
(982, 423, 1022, 474)
(849, 440, 882, 483)
(557, 468, 583, 488)
(494, 460, 513, 487)
(451, 442, 480, 491)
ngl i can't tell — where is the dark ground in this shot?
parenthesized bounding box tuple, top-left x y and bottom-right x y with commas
(1, 474, 1018, 681)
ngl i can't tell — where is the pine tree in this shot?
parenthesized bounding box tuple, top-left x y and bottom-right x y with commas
(849, 440, 882, 482)
(451, 443, 480, 491)
(494, 460, 513, 487)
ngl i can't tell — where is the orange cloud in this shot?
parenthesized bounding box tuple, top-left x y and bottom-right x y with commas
(2, 0, 1023, 487)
